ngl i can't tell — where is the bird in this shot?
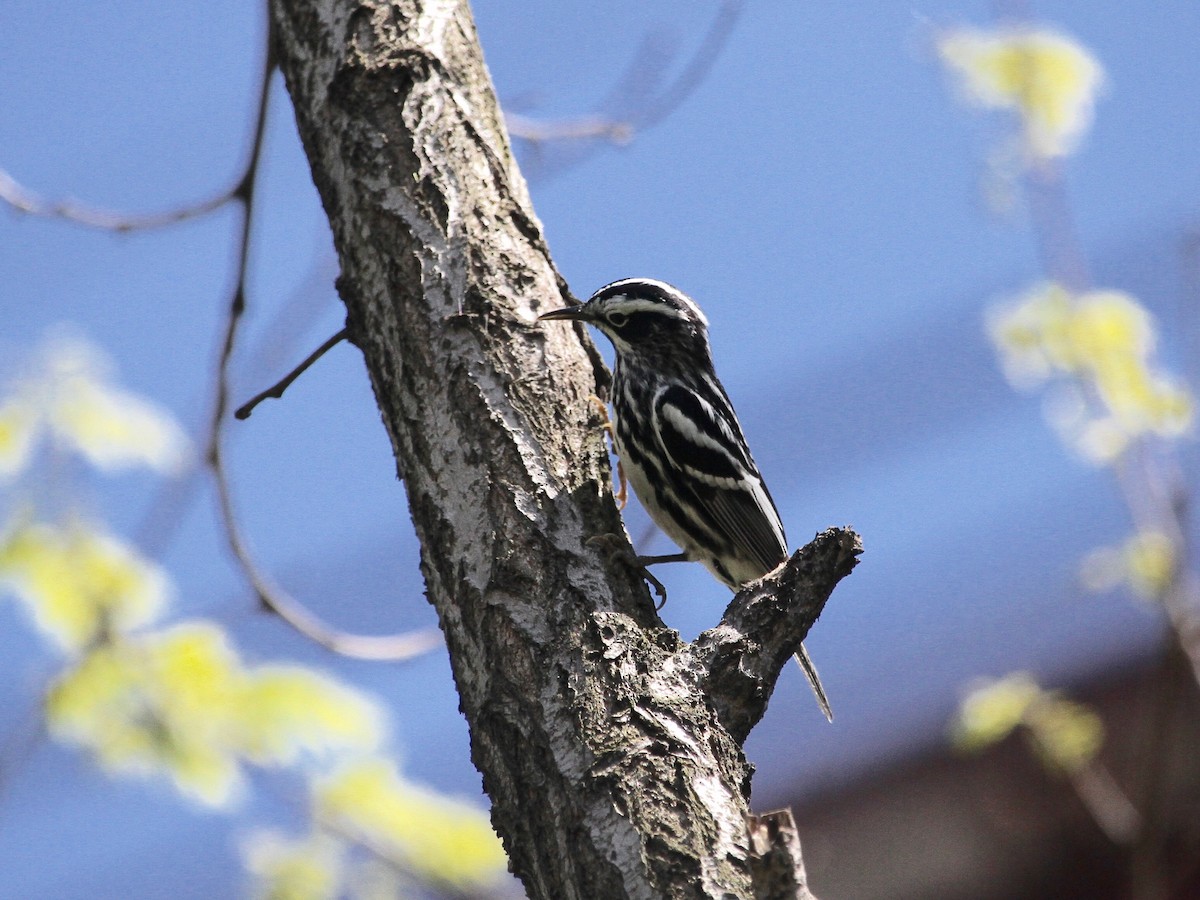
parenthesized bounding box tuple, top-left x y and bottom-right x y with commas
(539, 277, 832, 721)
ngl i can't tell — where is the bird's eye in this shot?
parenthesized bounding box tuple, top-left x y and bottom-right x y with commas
(608, 312, 629, 328)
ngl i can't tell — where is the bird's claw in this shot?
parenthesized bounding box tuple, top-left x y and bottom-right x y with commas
(586, 533, 668, 609)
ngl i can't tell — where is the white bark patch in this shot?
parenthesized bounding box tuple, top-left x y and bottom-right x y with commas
(470, 359, 555, 510)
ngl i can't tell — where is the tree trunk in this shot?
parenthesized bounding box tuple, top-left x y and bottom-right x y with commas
(270, 2, 858, 897)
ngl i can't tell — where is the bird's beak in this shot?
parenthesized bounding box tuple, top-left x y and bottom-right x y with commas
(537, 304, 588, 322)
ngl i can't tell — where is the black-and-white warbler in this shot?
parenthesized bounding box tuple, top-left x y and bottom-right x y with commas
(540, 278, 832, 721)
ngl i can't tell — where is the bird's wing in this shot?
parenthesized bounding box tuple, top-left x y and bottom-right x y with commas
(653, 383, 788, 576)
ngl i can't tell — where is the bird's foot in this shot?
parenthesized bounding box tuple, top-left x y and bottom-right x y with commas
(586, 533, 670, 609)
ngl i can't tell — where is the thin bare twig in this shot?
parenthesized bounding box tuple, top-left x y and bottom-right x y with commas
(235, 327, 348, 419)
(135, 246, 340, 558)
(507, 1, 743, 157)
(504, 113, 634, 146)
(203, 26, 438, 663)
(633, 0, 744, 129)
(0, 167, 238, 233)
(0, 13, 424, 659)
(1067, 759, 1143, 844)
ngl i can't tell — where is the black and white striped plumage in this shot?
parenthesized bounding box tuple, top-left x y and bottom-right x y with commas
(540, 278, 832, 720)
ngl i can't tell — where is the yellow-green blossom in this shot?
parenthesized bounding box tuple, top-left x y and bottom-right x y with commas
(47, 621, 383, 806)
(0, 519, 169, 651)
(0, 396, 39, 478)
(316, 757, 507, 890)
(952, 671, 1040, 751)
(1023, 693, 1104, 774)
(243, 831, 345, 900)
(1081, 531, 1177, 600)
(0, 332, 189, 479)
(939, 26, 1103, 160)
(952, 672, 1103, 774)
(990, 284, 1192, 462)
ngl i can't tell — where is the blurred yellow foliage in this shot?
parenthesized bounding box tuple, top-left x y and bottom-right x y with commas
(952, 671, 1040, 751)
(939, 25, 1103, 159)
(953, 672, 1103, 774)
(0, 397, 39, 477)
(1024, 693, 1105, 774)
(1081, 531, 1177, 601)
(0, 331, 189, 479)
(316, 757, 507, 890)
(2, 328, 495, 894)
(990, 282, 1076, 380)
(46, 622, 382, 806)
(0, 519, 169, 652)
(236, 667, 385, 766)
(990, 283, 1192, 462)
(1124, 531, 1177, 599)
(243, 831, 345, 900)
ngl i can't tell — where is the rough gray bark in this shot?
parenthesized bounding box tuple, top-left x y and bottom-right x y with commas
(747, 810, 816, 899)
(270, 1, 860, 897)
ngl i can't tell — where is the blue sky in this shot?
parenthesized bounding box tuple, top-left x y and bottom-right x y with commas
(1, 2, 1198, 896)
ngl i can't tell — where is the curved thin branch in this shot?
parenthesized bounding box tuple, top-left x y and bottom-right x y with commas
(213, 469, 444, 661)
(0, 14, 296, 234)
(634, 0, 745, 128)
(507, 1, 743, 155)
(504, 113, 634, 146)
(0, 167, 239, 232)
(203, 24, 435, 664)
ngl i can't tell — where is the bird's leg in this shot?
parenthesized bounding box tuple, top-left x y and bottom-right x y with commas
(634, 551, 690, 568)
(614, 459, 627, 510)
(586, 535, 682, 609)
(589, 395, 627, 509)
(633, 552, 691, 610)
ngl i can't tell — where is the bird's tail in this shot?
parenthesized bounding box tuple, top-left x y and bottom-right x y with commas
(793, 643, 833, 722)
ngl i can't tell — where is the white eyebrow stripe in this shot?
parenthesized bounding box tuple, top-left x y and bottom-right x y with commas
(607, 297, 689, 319)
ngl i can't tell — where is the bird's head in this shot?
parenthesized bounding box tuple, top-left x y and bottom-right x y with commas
(538, 278, 710, 362)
